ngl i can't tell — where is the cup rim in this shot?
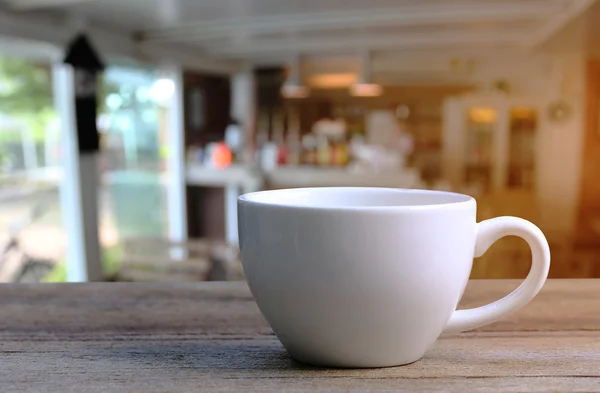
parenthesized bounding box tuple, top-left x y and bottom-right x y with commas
(238, 187, 475, 211)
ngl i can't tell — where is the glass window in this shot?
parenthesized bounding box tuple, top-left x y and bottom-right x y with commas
(0, 55, 63, 282)
(97, 64, 171, 277)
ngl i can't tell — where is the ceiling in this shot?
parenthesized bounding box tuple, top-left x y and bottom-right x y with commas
(0, 0, 597, 64)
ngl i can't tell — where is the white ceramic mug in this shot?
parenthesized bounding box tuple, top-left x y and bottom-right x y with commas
(238, 187, 550, 368)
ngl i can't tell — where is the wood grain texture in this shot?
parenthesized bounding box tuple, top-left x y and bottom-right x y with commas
(1, 280, 599, 392)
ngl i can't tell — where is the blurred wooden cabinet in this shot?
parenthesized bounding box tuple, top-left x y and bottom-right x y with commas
(442, 93, 540, 195)
(443, 93, 546, 279)
(576, 60, 600, 247)
(183, 71, 230, 240)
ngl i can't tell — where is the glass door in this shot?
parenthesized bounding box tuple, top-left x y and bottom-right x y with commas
(507, 107, 537, 190)
(464, 106, 498, 193)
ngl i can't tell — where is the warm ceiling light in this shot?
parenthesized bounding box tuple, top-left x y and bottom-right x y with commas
(350, 83, 382, 97)
(350, 51, 382, 97)
(511, 107, 536, 119)
(281, 83, 310, 98)
(281, 55, 310, 99)
(468, 107, 498, 123)
(308, 73, 357, 89)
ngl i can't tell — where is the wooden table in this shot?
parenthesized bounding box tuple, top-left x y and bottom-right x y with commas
(1, 280, 599, 392)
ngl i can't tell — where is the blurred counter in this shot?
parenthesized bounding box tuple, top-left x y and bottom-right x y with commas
(186, 164, 421, 189)
(186, 165, 262, 190)
(186, 164, 422, 245)
(264, 166, 421, 189)
(186, 165, 262, 245)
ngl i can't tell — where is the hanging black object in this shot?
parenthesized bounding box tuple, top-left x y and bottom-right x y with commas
(63, 33, 105, 154)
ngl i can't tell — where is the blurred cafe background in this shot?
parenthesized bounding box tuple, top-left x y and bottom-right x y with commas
(1, 0, 599, 282)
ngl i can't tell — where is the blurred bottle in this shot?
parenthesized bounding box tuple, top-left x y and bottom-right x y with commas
(331, 135, 349, 167)
(204, 142, 232, 169)
(224, 117, 244, 163)
(285, 132, 301, 166)
(260, 142, 279, 170)
(285, 108, 301, 166)
(302, 134, 317, 165)
(272, 108, 286, 165)
(316, 135, 331, 166)
(277, 143, 288, 165)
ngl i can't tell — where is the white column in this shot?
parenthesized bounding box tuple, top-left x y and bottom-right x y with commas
(225, 67, 256, 245)
(164, 66, 188, 249)
(231, 66, 256, 160)
(53, 63, 103, 282)
(224, 184, 240, 245)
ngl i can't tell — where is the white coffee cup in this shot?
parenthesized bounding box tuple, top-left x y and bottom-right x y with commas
(238, 187, 550, 368)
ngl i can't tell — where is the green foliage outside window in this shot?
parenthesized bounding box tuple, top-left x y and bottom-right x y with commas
(0, 57, 55, 142)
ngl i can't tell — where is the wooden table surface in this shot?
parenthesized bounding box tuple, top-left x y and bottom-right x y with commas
(1, 279, 599, 392)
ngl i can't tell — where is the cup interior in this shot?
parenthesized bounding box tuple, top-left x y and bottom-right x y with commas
(239, 187, 473, 209)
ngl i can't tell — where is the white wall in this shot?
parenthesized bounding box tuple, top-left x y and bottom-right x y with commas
(464, 54, 585, 239)
(535, 55, 585, 239)
(368, 50, 584, 239)
(469, 53, 585, 238)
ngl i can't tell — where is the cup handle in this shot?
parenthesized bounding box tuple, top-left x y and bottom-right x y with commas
(442, 216, 551, 334)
